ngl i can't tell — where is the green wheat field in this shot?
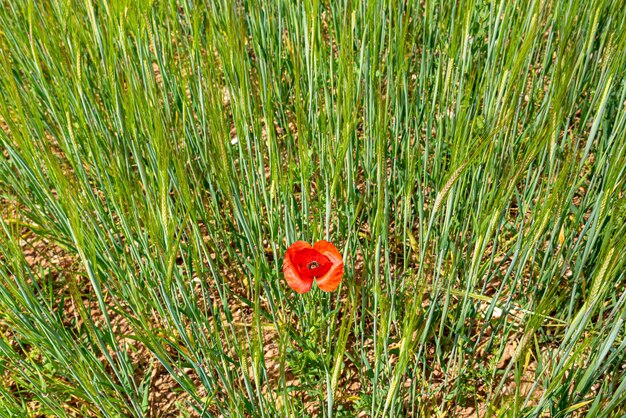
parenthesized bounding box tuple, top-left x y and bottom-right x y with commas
(1, 0, 625, 416)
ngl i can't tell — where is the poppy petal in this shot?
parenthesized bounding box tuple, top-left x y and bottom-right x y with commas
(283, 241, 314, 293)
(292, 248, 332, 279)
(316, 263, 344, 292)
(313, 240, 344, 292)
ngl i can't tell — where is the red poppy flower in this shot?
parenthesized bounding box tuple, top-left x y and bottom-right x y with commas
(282, 240, 344, 293)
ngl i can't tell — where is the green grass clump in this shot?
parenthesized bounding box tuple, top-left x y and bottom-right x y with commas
(1, 0, 625, 416)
